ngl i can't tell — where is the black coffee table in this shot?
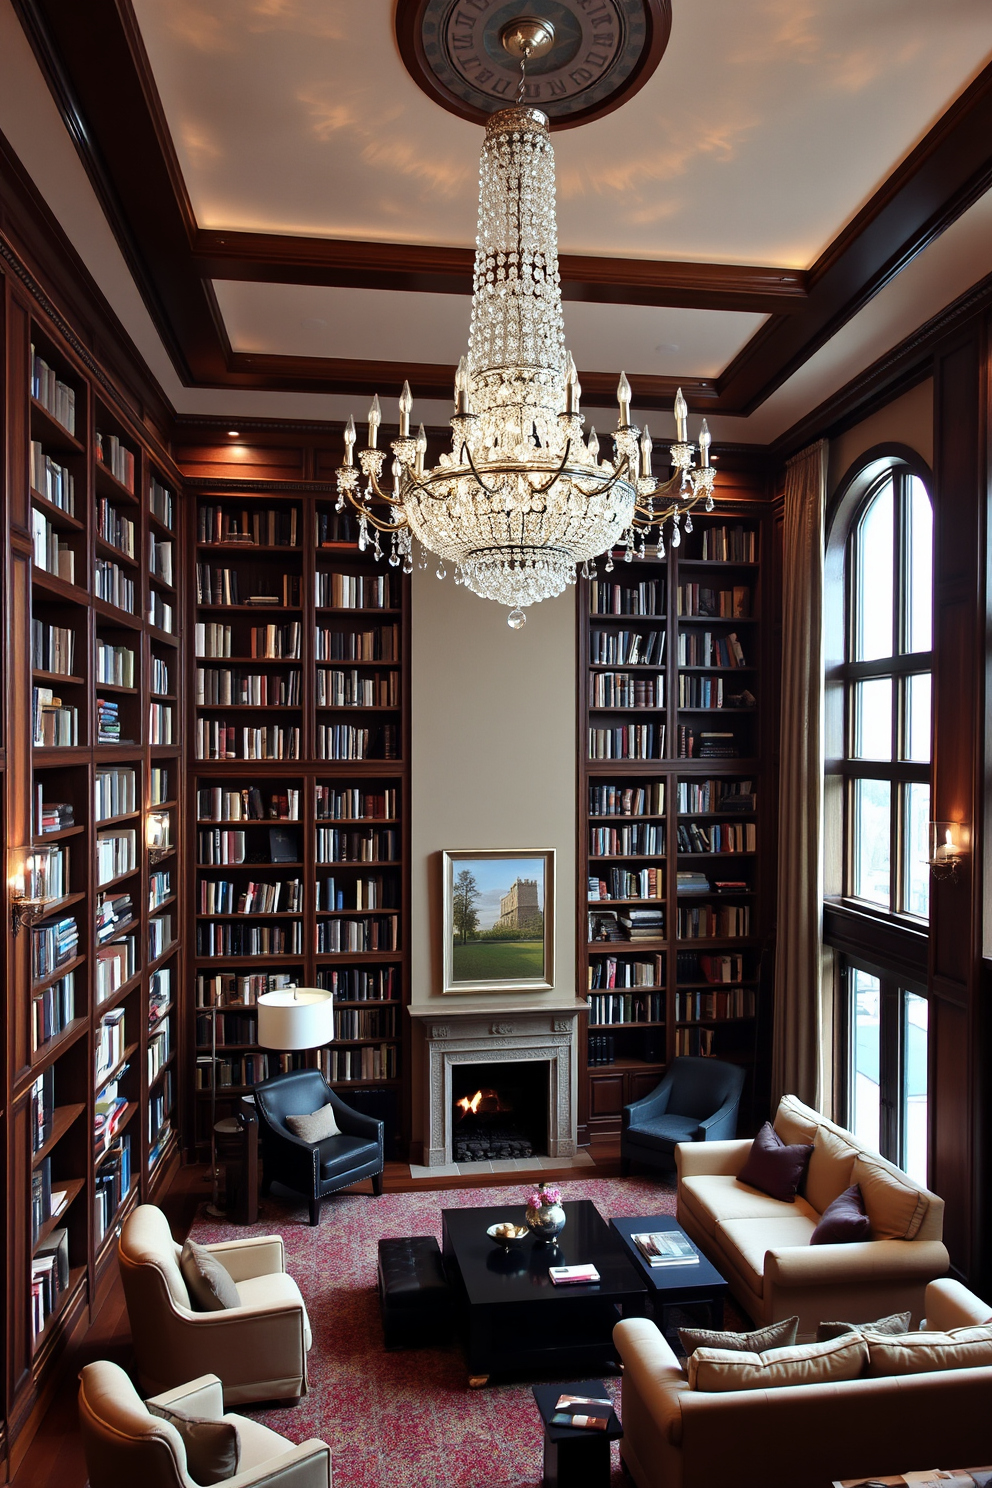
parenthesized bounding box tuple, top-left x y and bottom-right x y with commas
(442, 1200, 647, 1386)
(609, 1214, 728, 1331)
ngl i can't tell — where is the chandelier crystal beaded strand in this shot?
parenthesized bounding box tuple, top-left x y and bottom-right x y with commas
(335, 22, 716, 627)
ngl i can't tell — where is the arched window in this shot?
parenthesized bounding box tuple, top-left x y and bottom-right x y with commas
(825, 449, 932, 1183)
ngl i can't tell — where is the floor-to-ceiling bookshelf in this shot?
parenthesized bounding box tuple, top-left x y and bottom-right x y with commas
(577, 477, 774, 1143)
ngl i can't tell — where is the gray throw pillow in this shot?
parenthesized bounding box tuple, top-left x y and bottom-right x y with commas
(148, 1402, 240, 1487)
(816, 1310, 912, 1342)
(180, 1239, 240, 1312)
(286, 1104, 340, 1142)
(679, 1314, 799, 1357)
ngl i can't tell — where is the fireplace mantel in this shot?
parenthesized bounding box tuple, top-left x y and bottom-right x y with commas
(409, 1000, 585, 1167)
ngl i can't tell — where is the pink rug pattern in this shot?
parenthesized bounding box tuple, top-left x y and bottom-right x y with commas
(190, 1176, 686, 1487)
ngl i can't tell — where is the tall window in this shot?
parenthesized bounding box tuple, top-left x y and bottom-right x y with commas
(826, 453, 933, 1176)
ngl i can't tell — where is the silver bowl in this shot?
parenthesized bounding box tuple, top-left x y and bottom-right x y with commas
(486, 1222, 529, 1249)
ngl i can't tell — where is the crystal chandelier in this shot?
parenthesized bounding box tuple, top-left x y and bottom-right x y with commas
(335, 21, 716, 627)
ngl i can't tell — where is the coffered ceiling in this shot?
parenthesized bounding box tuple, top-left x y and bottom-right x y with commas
(6, 0, 992, 444)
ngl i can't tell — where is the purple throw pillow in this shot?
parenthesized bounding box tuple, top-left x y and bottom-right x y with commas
(738, 1121, 813, 1203)
(810, 1183, 871, 1245)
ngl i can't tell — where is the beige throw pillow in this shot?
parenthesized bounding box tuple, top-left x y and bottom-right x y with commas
(816, 1310, 911, 1342)
(865, 1325, 992, 1377)
(286, 1104, 340, 1142)
(851, 1154, 929, 1240)
(680, 1315, 798, 1357)
(180, 1239, 240, 1312)
(805, 1126, 858, 1215)
(147, 1402, 240, 1487)
(772, 1094, 819, 1147)
(688, 1332, 867, 1393)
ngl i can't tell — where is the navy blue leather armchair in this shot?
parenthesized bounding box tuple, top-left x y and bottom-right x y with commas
(254, 1069, 384, 1225)
(621, 1056, 746, 1176)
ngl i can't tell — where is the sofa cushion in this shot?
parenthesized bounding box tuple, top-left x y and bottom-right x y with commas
(738, 1122, 813, 1202)
(864, 1326, 992, 1377)
(816, 1310, 911, 1342)
(316, 1132, 380, 1181)
(681, 1174, 818, 1240)
(231, 1413, 303, 1472)
(235, 1272, 312, 1350)
(687, 1332, 868, 1392)
(146, 1403, 240, 1486)
(852, 1153, 929, 1240)
(626, 1113, 700, 1151)
(805, 1125, 859, 1214)
(180, 1240, 240, 1312)
(715, 1215, 819, 1295)
(679, 1315, 798, 1357)
(285, 1104, 340, 1142)
(811, 1184, 871, 1245)
(773, 1094, 820, 1147)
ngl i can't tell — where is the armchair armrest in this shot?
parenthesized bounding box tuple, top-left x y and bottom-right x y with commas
(924, 1278, 992, 1330)
(328, 1095, 382, 1144)
(147, 1374, 224, 1419)
(622, 1076, 672, 1130)
(613, 1318, 688, 1444)
(224, 1440, 331, 1488)
(698, 1090, 743, 1138)
(765, 1238, 950, 1289)
(676, 1137, 751, 1179)
(203, 1235, 285, 1282)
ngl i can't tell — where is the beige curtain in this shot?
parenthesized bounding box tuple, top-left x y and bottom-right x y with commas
(772, 440, 827, 1109)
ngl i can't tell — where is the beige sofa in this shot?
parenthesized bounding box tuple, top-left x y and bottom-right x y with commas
(613, 1279, 992, 1488)
(676, 1094, 948, 1335)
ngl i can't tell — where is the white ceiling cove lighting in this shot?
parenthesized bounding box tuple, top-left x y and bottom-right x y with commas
(335, 18, 715, 626)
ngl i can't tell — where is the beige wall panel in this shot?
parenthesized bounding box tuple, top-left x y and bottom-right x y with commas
(828, 379, 933, 495)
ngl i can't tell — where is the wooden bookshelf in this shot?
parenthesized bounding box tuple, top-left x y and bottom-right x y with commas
(188, 493, 410, 1157)
(577, 493, 773, 1144)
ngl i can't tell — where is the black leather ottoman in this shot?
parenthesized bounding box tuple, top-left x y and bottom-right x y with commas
(377, 1236, 453, 1349)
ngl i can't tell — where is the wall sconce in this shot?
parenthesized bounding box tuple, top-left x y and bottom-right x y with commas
(146, 811, 171, 864)
(9, 845, 55, 935)
(928, 821, 969, 882)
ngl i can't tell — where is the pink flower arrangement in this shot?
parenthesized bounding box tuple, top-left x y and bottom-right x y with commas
(527, 1182, 562, 1211)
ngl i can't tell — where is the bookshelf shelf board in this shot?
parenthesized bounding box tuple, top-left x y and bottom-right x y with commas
(315, 660, 401, 670)
(30, 397, 85, 452)
(96, 867, 141, 894)
(589, 854, 666, 863)
(587, 1020, 665, 1031)
(94, 465, 139, 505)
(315, 758, 406, 771)
(675, 757, 761, 772)
(148, 894, 177, 914)
(678, 615, 758, 625)
(148, 573, 177, 594)
(33, 824, 86, 845)
(197, 860, 305, 871)
(95, 1044, 140, 1096)
(313, 950, 403, 964)
(147, 945, 178, 975)
(587, 899, 664, 910)
(32, 670, 86, 688)
(94, 682, 138, 697)
(675, 936, 760, 949)
(31, 953, 87, 998)
(676, 978, 760, 990)
(197, 542, 302, 554)
(147, 510, 174, 538)
(316, 908, 400, 917)
(589, 707, 667, 715)
(315, 817, 399, 826)
(31, 1103, 86, 1168)
(196, 816, 302, 825)
(677, 558, 759, 569)
(35, 747, 90, 763)
(33, 891, 87, 917)
(587, 984, 664, 995)
(195, 1042, 256, 1053)
(92, 598, 141, 629)
(676, 810, 757, 819)
(332, 1037, 401, 1048)
(147, 627, 179, 647)
(32, 569, 90, 605)
(196, 704, 303, 713)
(679, 665, 758, 674)
(150, 692, 177, 703)
(197, 604, 303, 614)
(32, 1177, 85, 1252)
(30, 490, 84, 532)
(676, 708, 756, 717)
(195, 655, 303, 666)
(586, 1056, 665, 1073)
(31, 1266, 87, 1361)
(328, 998, 401, 1007)
(315, 607, 402, 616)
(588, 663, 666, 672)
(95, 809, 141, 827)
(316, 860, 401, 868)
(315, 704, 401, 713)
(675, 1016, 756, 1027)
(197, 910, 304, 921)
(588, 937, 667, 951)
(192, 953, 306, 968)
(327, 1078, 402, 1090)
(94, 537, 139, 569)
(94, 1103, 140, 1165)
(26, 1017, 89, 1080)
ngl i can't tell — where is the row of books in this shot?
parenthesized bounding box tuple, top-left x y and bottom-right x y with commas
(316, 668, 399, 708)
(94, 1135, 132, 1242)
(195, 971, 297, 1008)
(95, 1008, 126, 1084)
(196, 922, 303, 956)
(148, 593, 174, 632)
(677, 630, 746, 667)
(195, 721, 302, 760)
(587, 1034, 620, 1066)
(32, 619, 76, 676)
(151, 656, 171, 695)
(315, 917, 399, 954)
(148, 967, 172, 1026)
(193, 621, 301, 658)
(196, 1053, 276, 1089)
(95, 767, 137, 821)
(31, 345, 76, 433)
(316, 786, 397, 820)
(316, 966, 399, 1001)
(31, 1156, 68, 1245)
(149, 915, 173, 961)
(333, 1006, 398, 1040)
(588, 991, 665, 1025)
(316, 827, 399, 863)
(700, 524, 756, 562)
(96, 829, 136, 885)
(96, 640, 135, 688)
(197, 786, 302, 821)
(589, 579, 664, 616)
(589, 673, 662, 709)
(195, 566, 302, 608)
(590, 823, 665, 856)
(148, 1024, 170, 1080)
(196, 1010, 257, 1045)
(589, 628, 665, 665)
(316, 511, 357, 545)
(33, 688, 78, 747)
(676, 780, 755, 813)
(31, 444, 75, 513)
(677, 584, 750, 618)
(149, 476, 174, 529)
(149, 534, 174, 584)
(149, 870, 172, 910)
(196, 667, 301, 706)
(677, 727, 741, 758)
(199, 505, 300, 547)
(150, 766, 171, 805)
(95, 497, 135, 558)
(316, 875, 399, 910)
(675, 1027, 719, 1056)
(197, 830, 250, 865)
(96, 431, 135, 491)
(32, 916, 79, 981)
(31, 1067, 55, 1154)
(32, 511, 75, 582)
(149, 702, 174, 744)
(677, 951, 746, 983)
(679, 675, 732, 709)
(31, 1226, 70, 1348)
(588, 724, 664, 760)
(96, 697, 127, 745)
(320, 1045, 398, 1082)
(677, 821, 756, 853)
(315, 624, 399, 661)
(677, 905, 751, 938)
(31, 972, 76, 1050)
(95, 558, 134, 614)
(588, 867, 663, 901)
(675, 987, 756, 1021)
(96, 937, 137, 1001)
(198, 878, 303, 914)
(314, 572, 400, 610)
(317, 723, 400, 760)
(96, 891, 133, 943)
(588, 783, 664, 818)
(588, 954, 664, 989)
(149, 1077, 173, 1152)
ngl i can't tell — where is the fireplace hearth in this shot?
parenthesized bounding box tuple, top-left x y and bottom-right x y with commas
(451, 1063, 547, 1162)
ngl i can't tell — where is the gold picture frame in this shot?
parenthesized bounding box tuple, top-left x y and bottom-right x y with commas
(441, 848, 555, 994)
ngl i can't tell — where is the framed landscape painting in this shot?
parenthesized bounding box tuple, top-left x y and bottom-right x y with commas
(442, 849, 555, 994)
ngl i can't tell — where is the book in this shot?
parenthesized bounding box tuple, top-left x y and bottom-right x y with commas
(549, 1412, 609, 1430)
(631, 1230, 699, 1266)
(548, 1264, 600, 1285)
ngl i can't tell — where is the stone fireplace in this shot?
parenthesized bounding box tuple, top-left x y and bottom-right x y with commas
(409, 999, 584, 1167)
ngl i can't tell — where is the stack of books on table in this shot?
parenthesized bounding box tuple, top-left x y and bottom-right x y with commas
(548, 1264, 601, 1285)
(677, 871, 710, 895)
(622, 908, 665, 940)
(632, 1230, 700, 1267)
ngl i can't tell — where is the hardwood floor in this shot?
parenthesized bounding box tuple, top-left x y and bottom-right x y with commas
(11, 1144, 621, 1487)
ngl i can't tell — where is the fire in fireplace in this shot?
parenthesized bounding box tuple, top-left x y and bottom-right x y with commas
(451, 1062, 548, 1162)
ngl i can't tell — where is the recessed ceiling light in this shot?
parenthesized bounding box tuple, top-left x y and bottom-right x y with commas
(655, 343, 680, 353)
(227, 430, 240, 437)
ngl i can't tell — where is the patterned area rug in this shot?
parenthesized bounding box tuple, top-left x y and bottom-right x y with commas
(190, 1175, 708, 1487)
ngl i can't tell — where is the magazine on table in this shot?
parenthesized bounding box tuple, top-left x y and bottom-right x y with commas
(548, 1264, 600, 1285)
(631, 1230, 699, 1266)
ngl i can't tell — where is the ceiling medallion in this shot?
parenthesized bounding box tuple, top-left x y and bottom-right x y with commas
(396, 0, 672, 128)
(334, 21, 715, 626)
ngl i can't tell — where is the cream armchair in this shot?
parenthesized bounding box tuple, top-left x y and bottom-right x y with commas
(78, 1362, 330, 1488)
(119, 1205, 311, 1405)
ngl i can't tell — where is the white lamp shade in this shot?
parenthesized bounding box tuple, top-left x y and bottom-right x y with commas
(256, 988, 334, 1051)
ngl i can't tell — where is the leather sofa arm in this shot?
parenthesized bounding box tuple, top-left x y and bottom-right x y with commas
(204, 1235, 285, 1281)
(765, 1238, 950, 1288)
(224, 1440, 332, 1488)
(924, 1278, 992, 1330)
(613, 1318, 688, 1442)
(676, 1137, 751, 1179)
(146, 1374, 224, 1419)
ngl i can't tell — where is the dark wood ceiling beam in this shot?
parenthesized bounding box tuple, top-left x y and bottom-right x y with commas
(193, 228, 807, 315)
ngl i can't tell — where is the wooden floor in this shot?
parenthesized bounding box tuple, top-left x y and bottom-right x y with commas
(11, 1146, 621, 1487)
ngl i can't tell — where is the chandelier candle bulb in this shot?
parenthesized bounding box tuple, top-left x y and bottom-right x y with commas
(566, 353, 581, 415)
(674, 387, 688, 443)
(343, 415, 356, 466)
(367, 394, 381, 449)
(588, 427, 599, 461)
(699, 419, 711, 468)
(455, 356, 471, 415)
(398, 380, 413, 438)
(415, 424, 427, 475)
(640, 425, 653, 478)
(617, 371, 632, 426)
